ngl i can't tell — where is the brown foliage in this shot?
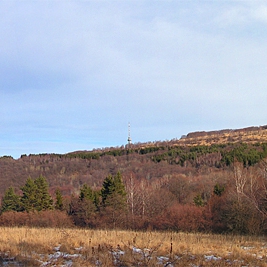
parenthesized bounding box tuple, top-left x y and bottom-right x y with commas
(207, 194, 229, 233)
(0, 210, 74, 228)
(152, 204, 209, 232)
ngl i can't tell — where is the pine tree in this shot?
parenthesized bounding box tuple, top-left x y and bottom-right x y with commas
(68, 184, 99, 226)
(100, 172, 127, 227)
(80, 184, 94, 201)
(214, 184, 225, 196)
(21, 176, 53, 212)
(113, 172, 127, 198)
(1, 187, 21, 213)
(55, 188, 63, 210)
(101, 174, 115, 206)
(34, 175, 53, 211)
(101, 172, 126, 207)
(21, 177, 38, 212)
(193, 194, 204, 207)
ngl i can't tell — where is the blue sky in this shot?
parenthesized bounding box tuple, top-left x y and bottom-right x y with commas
(1, 1, 267, 158)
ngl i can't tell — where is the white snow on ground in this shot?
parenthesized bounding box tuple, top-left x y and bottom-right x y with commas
(0, 244, 266, 266)
(204, 254, 222, 261)
(39, 245, 81, 267)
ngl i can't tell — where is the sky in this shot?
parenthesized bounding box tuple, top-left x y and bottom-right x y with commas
(1, 0, 267, 158)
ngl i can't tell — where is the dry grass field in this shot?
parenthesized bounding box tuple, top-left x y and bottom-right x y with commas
(0, 227, 267, 266)
(178, 128, 267, 147)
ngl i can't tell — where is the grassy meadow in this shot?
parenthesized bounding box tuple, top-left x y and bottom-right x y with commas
(0, 227, 267, 266)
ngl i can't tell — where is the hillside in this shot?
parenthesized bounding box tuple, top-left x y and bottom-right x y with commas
(178, 125, 267, 146)
(0, 124, 267, 198)
(2, 125, 267, 234)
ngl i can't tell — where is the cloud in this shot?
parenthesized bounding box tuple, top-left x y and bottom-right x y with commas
(214, 2, 267, 28)
(251, 5, 267, 23)
(0, 1, 267, 158)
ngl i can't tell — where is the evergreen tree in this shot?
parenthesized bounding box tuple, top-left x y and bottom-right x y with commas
(80, 184, 94, 201)
(113, 172, 127, 198)
(80, 184, 99, 210)
(101, 174, 115, 206)
(21, 178, 38, 212)
(100, 172, 127, 227)
(213, 184, 225, 196)
(21, 176, 53, 212)
(101, 172, 127, 208)
(55, 188, 63, 210)
(193, 194, 204, 207)
(34, 175, 53, 211)
(68, 184, 99, 227)
(1, 187, 21, 213)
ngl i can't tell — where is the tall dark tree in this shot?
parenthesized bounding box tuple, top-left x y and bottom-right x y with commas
(1, 187, 21, 213)
(101, 172, 127, 208)
(68, 184, 99, 227)
(55, 188, 63, 211)
(21, 176, 53, 212)
(80, 184, 93, 200)
(101, 175, 114, 206)
(80, 184, 100, 209)
(21, 178, 38, 212)
(101, 172, 127, 228)
(34, 175, 53, 211)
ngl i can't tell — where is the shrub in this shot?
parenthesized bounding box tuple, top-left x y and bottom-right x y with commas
(0, 210, 74, 228)
(152, 204, 209, 232)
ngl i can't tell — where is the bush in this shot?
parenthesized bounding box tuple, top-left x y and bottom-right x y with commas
(152, 204, 209, 232)
(0, 210, 74, 228)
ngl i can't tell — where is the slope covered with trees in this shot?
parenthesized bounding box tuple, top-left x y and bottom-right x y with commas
(1, 142, 267, 196)
(1, 126, 267, 233)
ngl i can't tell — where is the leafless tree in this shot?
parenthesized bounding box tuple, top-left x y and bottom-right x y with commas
(233, 161, 247, 203)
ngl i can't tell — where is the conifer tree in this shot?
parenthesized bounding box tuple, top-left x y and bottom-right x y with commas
(193, 194, 204, 207)
(34, 175, 53, 211)
(80, 184, 94, 201)
(21, 177, 38, 212)
(101, 174, 114, 206)
(1, 187, 21, 213)
(80, 184, 100, 209)
(55, 188, 63, 210)
(214, 184, 225, 196)
(21, 176, 53, 212)
(101, 172, 127, 209)
(68, 184, 99, 226)
(114, 171, 127, 197)
(100, 172, 127, 227)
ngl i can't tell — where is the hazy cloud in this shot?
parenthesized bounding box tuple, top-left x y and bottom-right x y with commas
(1, 1, 267, 158)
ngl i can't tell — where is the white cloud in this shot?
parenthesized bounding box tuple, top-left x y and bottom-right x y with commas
(252, 5, 267, 23)
(214, 2, 267, 28)
(0, 1, 267, 157)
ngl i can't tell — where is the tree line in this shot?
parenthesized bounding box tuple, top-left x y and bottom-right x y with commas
(0, 172, 128, 228)
(65, 142, 267, 168)
(2, 160, 267, 234)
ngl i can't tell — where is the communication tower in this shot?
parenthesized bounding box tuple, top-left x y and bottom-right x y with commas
(127, 122, 132, 146)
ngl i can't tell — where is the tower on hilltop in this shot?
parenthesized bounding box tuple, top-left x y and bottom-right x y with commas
(127, 122, 132, 146)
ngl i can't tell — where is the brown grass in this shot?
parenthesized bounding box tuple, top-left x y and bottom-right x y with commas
(178, 128, 267, 147)
(0, 227, 267, 266)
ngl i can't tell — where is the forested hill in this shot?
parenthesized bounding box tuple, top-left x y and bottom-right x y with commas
(1, 125, 267, 198)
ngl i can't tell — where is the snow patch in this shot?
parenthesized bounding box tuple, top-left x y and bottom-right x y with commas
(204, 254, 222, 261)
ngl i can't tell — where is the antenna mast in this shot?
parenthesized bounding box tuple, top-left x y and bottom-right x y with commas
(128, 122, 132, 146)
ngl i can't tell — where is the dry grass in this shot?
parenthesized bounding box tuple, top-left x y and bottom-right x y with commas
(0, 227, 267, 266)
(178, 129, 267, 146)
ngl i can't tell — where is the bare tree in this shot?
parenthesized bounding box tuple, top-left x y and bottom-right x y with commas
(233, 159, 267, 219)
(233, 161, 247, 203)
